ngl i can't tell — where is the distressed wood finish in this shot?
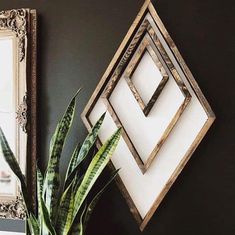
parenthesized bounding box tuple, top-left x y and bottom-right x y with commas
(124, 32, 169, 116)
(81, 0, 215, 231)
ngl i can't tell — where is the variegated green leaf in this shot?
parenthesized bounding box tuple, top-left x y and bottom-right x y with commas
(70, 203, 87, 235)
(40, 196, 56, 235)
(37, 168, 44, 234)
(56, 181, 75, 235)
(78, 204, 87, 235)
(64, 113, 106, 189)
(28, 213, 40, 235)
(43, 89, 81, 220)
(65, 143, 81, 182)
(83, 169, 119, 231)
(68, 128, 121, 233)
(0, 127, 31, 215)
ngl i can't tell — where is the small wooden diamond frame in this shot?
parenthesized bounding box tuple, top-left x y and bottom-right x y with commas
(82, 0, 215, 231)
(124, 32, 169, 116)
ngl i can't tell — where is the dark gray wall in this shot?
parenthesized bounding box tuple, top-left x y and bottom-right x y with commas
(0, 0, 234, 234)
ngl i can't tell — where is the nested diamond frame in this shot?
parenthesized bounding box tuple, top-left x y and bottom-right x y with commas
(124, 32, 169, 116)
(101, 19, 191, 174)
(81, 0, 215, 230)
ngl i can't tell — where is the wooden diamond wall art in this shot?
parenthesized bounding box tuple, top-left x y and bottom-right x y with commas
(82, 0, 215, 231)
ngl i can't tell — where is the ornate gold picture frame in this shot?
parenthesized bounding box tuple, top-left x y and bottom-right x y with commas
(0, 8, 37, 220)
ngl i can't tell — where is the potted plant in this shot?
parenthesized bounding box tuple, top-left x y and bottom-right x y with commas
(0, 90, 121, 235)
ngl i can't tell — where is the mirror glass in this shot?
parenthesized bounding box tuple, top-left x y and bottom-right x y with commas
(0, 36, 18, 199)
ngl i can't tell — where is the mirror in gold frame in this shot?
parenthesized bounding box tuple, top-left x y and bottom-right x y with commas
(0, 8, 37, 220)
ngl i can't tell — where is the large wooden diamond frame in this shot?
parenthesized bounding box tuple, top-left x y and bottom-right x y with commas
(81, 0, 215, 231)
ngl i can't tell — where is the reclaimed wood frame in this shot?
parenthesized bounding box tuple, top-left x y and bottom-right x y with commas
(124, 32, 169, 116)
(81, 0, 215, 231)
(0, 8, 37, 221)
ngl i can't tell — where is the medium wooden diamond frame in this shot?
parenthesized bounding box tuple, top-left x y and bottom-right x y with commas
(101, 19, 191, 173)
(82, 0, 215, 231)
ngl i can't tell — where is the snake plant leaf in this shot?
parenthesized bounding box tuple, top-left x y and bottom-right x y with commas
(69, 127, 121, 233)
(37, 168, 44, 233)
(65, 143, 81, 182)
(57, 174, 84, 235)
(40, 195, 56, 235)
(78, 204, 87, 235)
(0, 127, 31, 215)
(57, 173, 85, 235)
(83, 169, 120, 230)
(28, 213, 40, 235)
(43, 89, 80, 220)
(64, 113, 106, 189)
(70, 203, 87, 235)
(72, 174, 84, 195)
(56, 181, 75, 235)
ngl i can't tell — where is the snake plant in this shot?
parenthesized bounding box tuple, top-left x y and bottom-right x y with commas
(0, 90, 121, 235)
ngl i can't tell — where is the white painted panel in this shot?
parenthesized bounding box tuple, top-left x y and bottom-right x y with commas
(110, 69, 184, 164)
(89, 14, 208, 219)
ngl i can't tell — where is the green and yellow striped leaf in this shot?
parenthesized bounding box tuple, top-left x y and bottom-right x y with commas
(64, 113, 106, 189)
(43, 89, 80, 220)
(65, 143, 81, 181)
(28, 213, 40, 235)
(0, 127, 31, 215)
(83, 169, 119, 231)
(68, 127, 121, 233)
(40, 196, 56, 235)
(78, 204, 87, 235)
(37, 168, 44, 234)
(70, 203, 87, 235)
(56, 181, 75, 235)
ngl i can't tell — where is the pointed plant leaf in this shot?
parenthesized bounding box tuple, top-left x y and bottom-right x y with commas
(40, 196, 56, 235)
(37, 168, 44, 234)
(65, 143, 81, 181)
(0, 127, 31, 215)
(83, 169, 120, 230)
(64, 113, 106, 189)
(56, 181, 75, 235)
(43, 89, 81, 220)
(72, 174, 85, 195)
(27, 213, 40, 235)
(68, 128, 121, 233)
(78, 204, 87, 235)
(71, 203, 87, 235)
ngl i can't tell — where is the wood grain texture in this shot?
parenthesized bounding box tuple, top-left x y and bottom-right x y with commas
(81, 0, 215, 231)
(124, 32, 169, 116)
(101, 17, 192, 173)
(26, 9, 37, 214)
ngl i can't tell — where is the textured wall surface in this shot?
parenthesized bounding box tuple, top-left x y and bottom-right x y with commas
(0, 0, 234, 234)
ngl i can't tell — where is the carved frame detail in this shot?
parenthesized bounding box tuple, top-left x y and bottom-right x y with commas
(16, 94, 28, 133)
(0, 196, 26, 219)
(0, 9, 27, 62)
